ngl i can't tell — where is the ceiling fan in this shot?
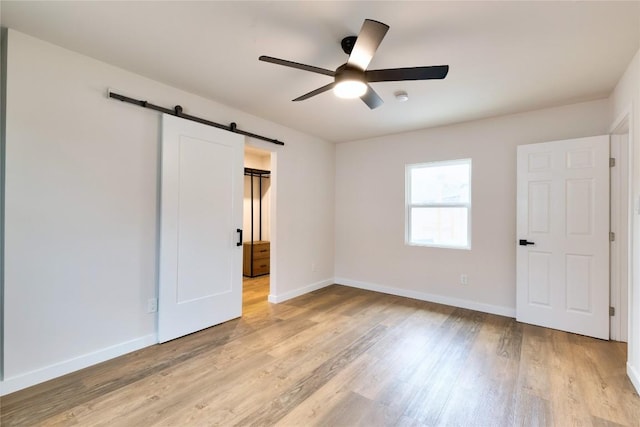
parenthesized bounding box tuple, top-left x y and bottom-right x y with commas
(259, 19, 449, 109)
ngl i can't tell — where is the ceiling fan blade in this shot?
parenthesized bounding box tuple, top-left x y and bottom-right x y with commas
(347, 19, 389, 71)
(259, 56, 335, 77)
(360, 85, 384, 109)
(292, 82, 336, 101)
(366, 65, 449, 82)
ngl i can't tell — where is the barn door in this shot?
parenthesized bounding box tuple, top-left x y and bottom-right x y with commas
(158, 114, 243, 343)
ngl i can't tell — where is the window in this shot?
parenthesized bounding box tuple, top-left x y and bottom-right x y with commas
(406, 159, 471, 249)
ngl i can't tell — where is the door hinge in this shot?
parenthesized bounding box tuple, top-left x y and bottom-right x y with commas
(610, 306, 615, 316)
(610, 157, 616, 167)
(610, 231, 615, 242)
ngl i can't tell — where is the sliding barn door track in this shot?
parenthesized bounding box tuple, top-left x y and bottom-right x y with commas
(108, 90, 284, 146)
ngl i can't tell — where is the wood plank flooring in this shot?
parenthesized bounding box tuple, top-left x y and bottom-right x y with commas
(1, 277, 638, 426)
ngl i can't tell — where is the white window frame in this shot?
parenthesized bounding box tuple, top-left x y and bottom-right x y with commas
(405, 158, 472, 250)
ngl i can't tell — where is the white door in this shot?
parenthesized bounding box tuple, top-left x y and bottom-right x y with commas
(516, 135, 609, 339)
(158, 114, 244, 343)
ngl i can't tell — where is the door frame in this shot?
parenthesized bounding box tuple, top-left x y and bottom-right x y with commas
(610, 107, 632, 342)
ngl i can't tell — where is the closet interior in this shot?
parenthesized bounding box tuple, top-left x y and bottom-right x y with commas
(243, 148, 271, 278)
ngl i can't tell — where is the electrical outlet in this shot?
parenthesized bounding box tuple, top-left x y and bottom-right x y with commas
(460, 274, 468, 285)
(147, 298, 158, 313)
(311, 262, 317, 272)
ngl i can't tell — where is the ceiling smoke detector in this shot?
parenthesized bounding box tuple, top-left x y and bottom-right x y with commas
(395, 91, 409, 102)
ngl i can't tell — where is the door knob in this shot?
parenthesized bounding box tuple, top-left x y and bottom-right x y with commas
(519, 239, 535, 246)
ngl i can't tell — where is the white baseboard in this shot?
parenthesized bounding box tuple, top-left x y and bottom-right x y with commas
(268, 278, 333, 303)
(628, 361, 640, 394)
(335, 277, 516, 318)
(0, 334, 157, 396)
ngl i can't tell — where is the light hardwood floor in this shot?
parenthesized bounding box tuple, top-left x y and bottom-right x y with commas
(1, 277, 638, 426)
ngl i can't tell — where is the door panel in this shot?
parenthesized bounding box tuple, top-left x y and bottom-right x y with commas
(527, 251, 551, 306)
(158, 114, 243, 343)
(565, 253, 592, 313)
(566, 179, 593, 236)
(176, 136, 233, 302)
(529, 181, 551, 233)
(516, 135, 609, 339)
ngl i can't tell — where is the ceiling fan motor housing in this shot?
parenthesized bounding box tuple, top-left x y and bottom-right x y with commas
(341, 36, 358, 55)
(335, 64, 365, 82)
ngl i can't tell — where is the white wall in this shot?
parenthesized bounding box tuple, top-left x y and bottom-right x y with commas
(1, 29, 335, 394)
(268, 131, 336, 302)
(609, 46, 640, 393)
(335, 99, 610, 316)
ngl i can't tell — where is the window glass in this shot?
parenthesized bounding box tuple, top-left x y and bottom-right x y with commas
(406, 159, 471, 249)
(410, 163, 470, 204)
(410, 207, 468, 247)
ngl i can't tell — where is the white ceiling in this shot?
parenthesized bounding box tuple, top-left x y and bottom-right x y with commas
(2, 1, 639, 143)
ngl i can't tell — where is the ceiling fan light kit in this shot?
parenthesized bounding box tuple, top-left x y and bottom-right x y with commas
(334, 80, 368, 99)
(259, 19, 449, 110)
(333, 66, 368, 98)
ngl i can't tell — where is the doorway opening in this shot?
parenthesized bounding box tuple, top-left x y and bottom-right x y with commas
(243, 146, 272, 310)
(610, 115, 630, 343)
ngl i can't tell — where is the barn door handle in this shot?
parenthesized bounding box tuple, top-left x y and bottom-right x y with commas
(236, 229, 243, 246)
(519, 239, 535, 246)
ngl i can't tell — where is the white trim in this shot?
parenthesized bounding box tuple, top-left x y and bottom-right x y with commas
(335, 277, 516, 318)
(610, 101, 636, 391)
(268, 278, 333, 303)
(628, 362, 640, 394)
(609, 105, 634, 343)
(610, 127, 630, 342)
(610, 104, 632, 134)
(0, 334, 156, 396)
